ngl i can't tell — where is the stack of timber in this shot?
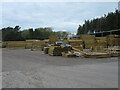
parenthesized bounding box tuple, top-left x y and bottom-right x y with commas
(61, 46, 72, 52)
(41, 43, 49, 51)
(48, 46, 62, 56)
(25, 40, 34, 44)
(93, 37, 107, 52)
(71, 38, 79, 40)
(25, 40, 34, 49)
(62, 40, 69, 44)
(31, 45, 42, 51)
(49, 36, 58, 44)
(32, 41, 45, 47)
(25, 43, 33, 49)
(31, 41, 46, 51)
(62, 47, 83, 57)
(43, 40, 49, 43)
(110, 51, 120, 57)
(92, 46, 106, 52)
(83, 52, 112, 58)
(26, 40, 38, 42)
(73, 46, 83, 51)
(106, 35, 120, 38)
(7, 41, 26, 49)
(106, 46, 120, 56)
(0, 42, 2, 48)
(80, 35, 95, 49)
(31, 47, 42, 51)
(106, 35, 120, 46)
(68, 40, 83, 47)
(2, 42, 8, 48)
(107, 46, 120, 51)
(44, 47, 50, 54)
(62, 52, 77, 57)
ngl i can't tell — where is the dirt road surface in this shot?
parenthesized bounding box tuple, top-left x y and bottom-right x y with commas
(2, 48, 118, 88)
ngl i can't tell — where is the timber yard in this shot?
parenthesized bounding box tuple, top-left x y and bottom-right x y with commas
(1, 33, 119, 88)
(1, 1, 120, 89)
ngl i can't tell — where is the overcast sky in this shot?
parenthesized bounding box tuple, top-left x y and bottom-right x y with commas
(1, 2, 118, 33)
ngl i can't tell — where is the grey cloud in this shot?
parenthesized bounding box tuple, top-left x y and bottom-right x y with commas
(1, 2, 117, 33)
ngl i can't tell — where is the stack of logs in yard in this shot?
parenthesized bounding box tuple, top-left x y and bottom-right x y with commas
(1, 40, 48, 50)
(1, 34, 120, 58)
(43, 34, 120, 58)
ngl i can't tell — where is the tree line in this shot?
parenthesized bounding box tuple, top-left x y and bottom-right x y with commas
(1, 9, 119, 41)
(0, 26, 69, 41)
(77, 10, 120, 34)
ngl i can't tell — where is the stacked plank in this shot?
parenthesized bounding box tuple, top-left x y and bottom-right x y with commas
(0, 42, 2, 48)
(106, 35, 120, 46)
(68, 40, 83, 47)
(107, 46, 120, 51)
(32, 41, 45, 46)
(25, 43, 33, 49)
(43, 40, 49, 43)
(3, 41, 46, 49)
(40, 43, 49, 51)
(80, 35, 95, 49)
(31, 41, 46, 51)
(7, 41, 26, 49)
(62, 52, 77, 57)
(48, 46, 62, 56)
(49, 36, 58, 44)
(93, 37, 107, 51)
(73, 46, 83, 51)
(107, 46, 120, 57)
(44, 47, 50, 54)
(25, 40, 34, 49)
(61, 47, 81, 57)
(61, 46, 72, 52)
(83, 52, 111, 58)
(2, 42, 8, 48)
(71, 38, 79, 40)
(62, 40, 69, 44)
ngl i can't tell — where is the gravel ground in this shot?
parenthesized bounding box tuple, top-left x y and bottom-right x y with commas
(2, 48, 118, 88)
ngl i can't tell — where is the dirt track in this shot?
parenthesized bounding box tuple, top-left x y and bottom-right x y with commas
(2, 48, 118, 88)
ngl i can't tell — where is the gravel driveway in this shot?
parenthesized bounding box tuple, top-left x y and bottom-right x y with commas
(2, 48, 118, 88)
